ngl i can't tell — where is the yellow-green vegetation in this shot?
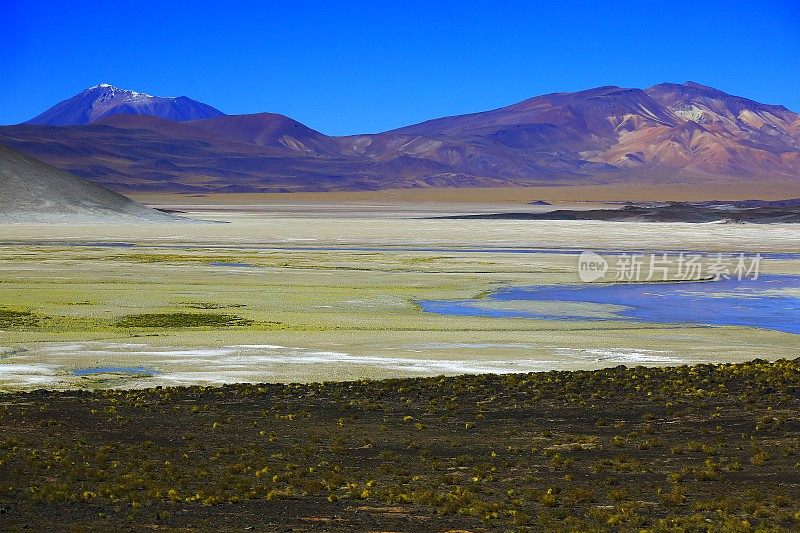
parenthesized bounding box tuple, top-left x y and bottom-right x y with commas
(0, 309, 39, 329)
(1, 359, 799, 531)
(114, 312, 253, 328)
(0, 245, 572, 337)
(0, 241, 799, 388)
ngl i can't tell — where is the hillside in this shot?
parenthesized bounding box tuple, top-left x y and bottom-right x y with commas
(0, 145, 185, 223)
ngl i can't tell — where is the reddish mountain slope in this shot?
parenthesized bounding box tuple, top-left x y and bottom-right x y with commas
(187, 114, 342, 156)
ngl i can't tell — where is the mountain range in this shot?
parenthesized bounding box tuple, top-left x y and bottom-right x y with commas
(1, 82, 798, 193)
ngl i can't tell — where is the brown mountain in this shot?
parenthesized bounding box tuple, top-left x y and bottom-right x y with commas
(187, 113, 342, 157)
(0, 82, 797, 193)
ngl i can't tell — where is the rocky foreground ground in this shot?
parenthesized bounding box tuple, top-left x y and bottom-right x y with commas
(1, 359, 799, 531)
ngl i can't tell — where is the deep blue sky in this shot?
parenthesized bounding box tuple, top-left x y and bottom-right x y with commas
(3, 0, 799, 135)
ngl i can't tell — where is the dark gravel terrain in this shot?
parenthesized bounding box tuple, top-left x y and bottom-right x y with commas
(1, 359, 799, 531)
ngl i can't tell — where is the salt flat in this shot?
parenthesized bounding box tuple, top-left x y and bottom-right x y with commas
(0, 202, 798, 390)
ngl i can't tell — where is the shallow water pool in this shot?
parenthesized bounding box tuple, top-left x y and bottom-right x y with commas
(73, 367, 158, 377)
(420, 275, 800, 335)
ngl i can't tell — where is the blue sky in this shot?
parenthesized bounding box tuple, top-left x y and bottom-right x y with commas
(2, 0, 799, 134)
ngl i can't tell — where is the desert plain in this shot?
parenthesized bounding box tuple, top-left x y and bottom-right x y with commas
(1, 193, 798, 391)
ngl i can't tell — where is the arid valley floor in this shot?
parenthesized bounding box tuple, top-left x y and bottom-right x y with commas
(1, 197, 799, 390)
(1, 197, 800, 531)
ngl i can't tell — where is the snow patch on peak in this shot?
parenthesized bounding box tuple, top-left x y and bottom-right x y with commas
(127, 88, 157, 99)
(87, 83, 116, 93)
(87, 84, 158, 99)
(674, 105, 704, 122)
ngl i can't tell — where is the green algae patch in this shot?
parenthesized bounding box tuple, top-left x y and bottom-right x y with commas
(114, 312, 253, 328)
(112, 253, 250, 264)
(0, 308, 41, 329)
(183, 302, 247, 310)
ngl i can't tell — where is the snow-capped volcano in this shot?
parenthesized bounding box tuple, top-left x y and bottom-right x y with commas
(24, 84, 224, 125)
